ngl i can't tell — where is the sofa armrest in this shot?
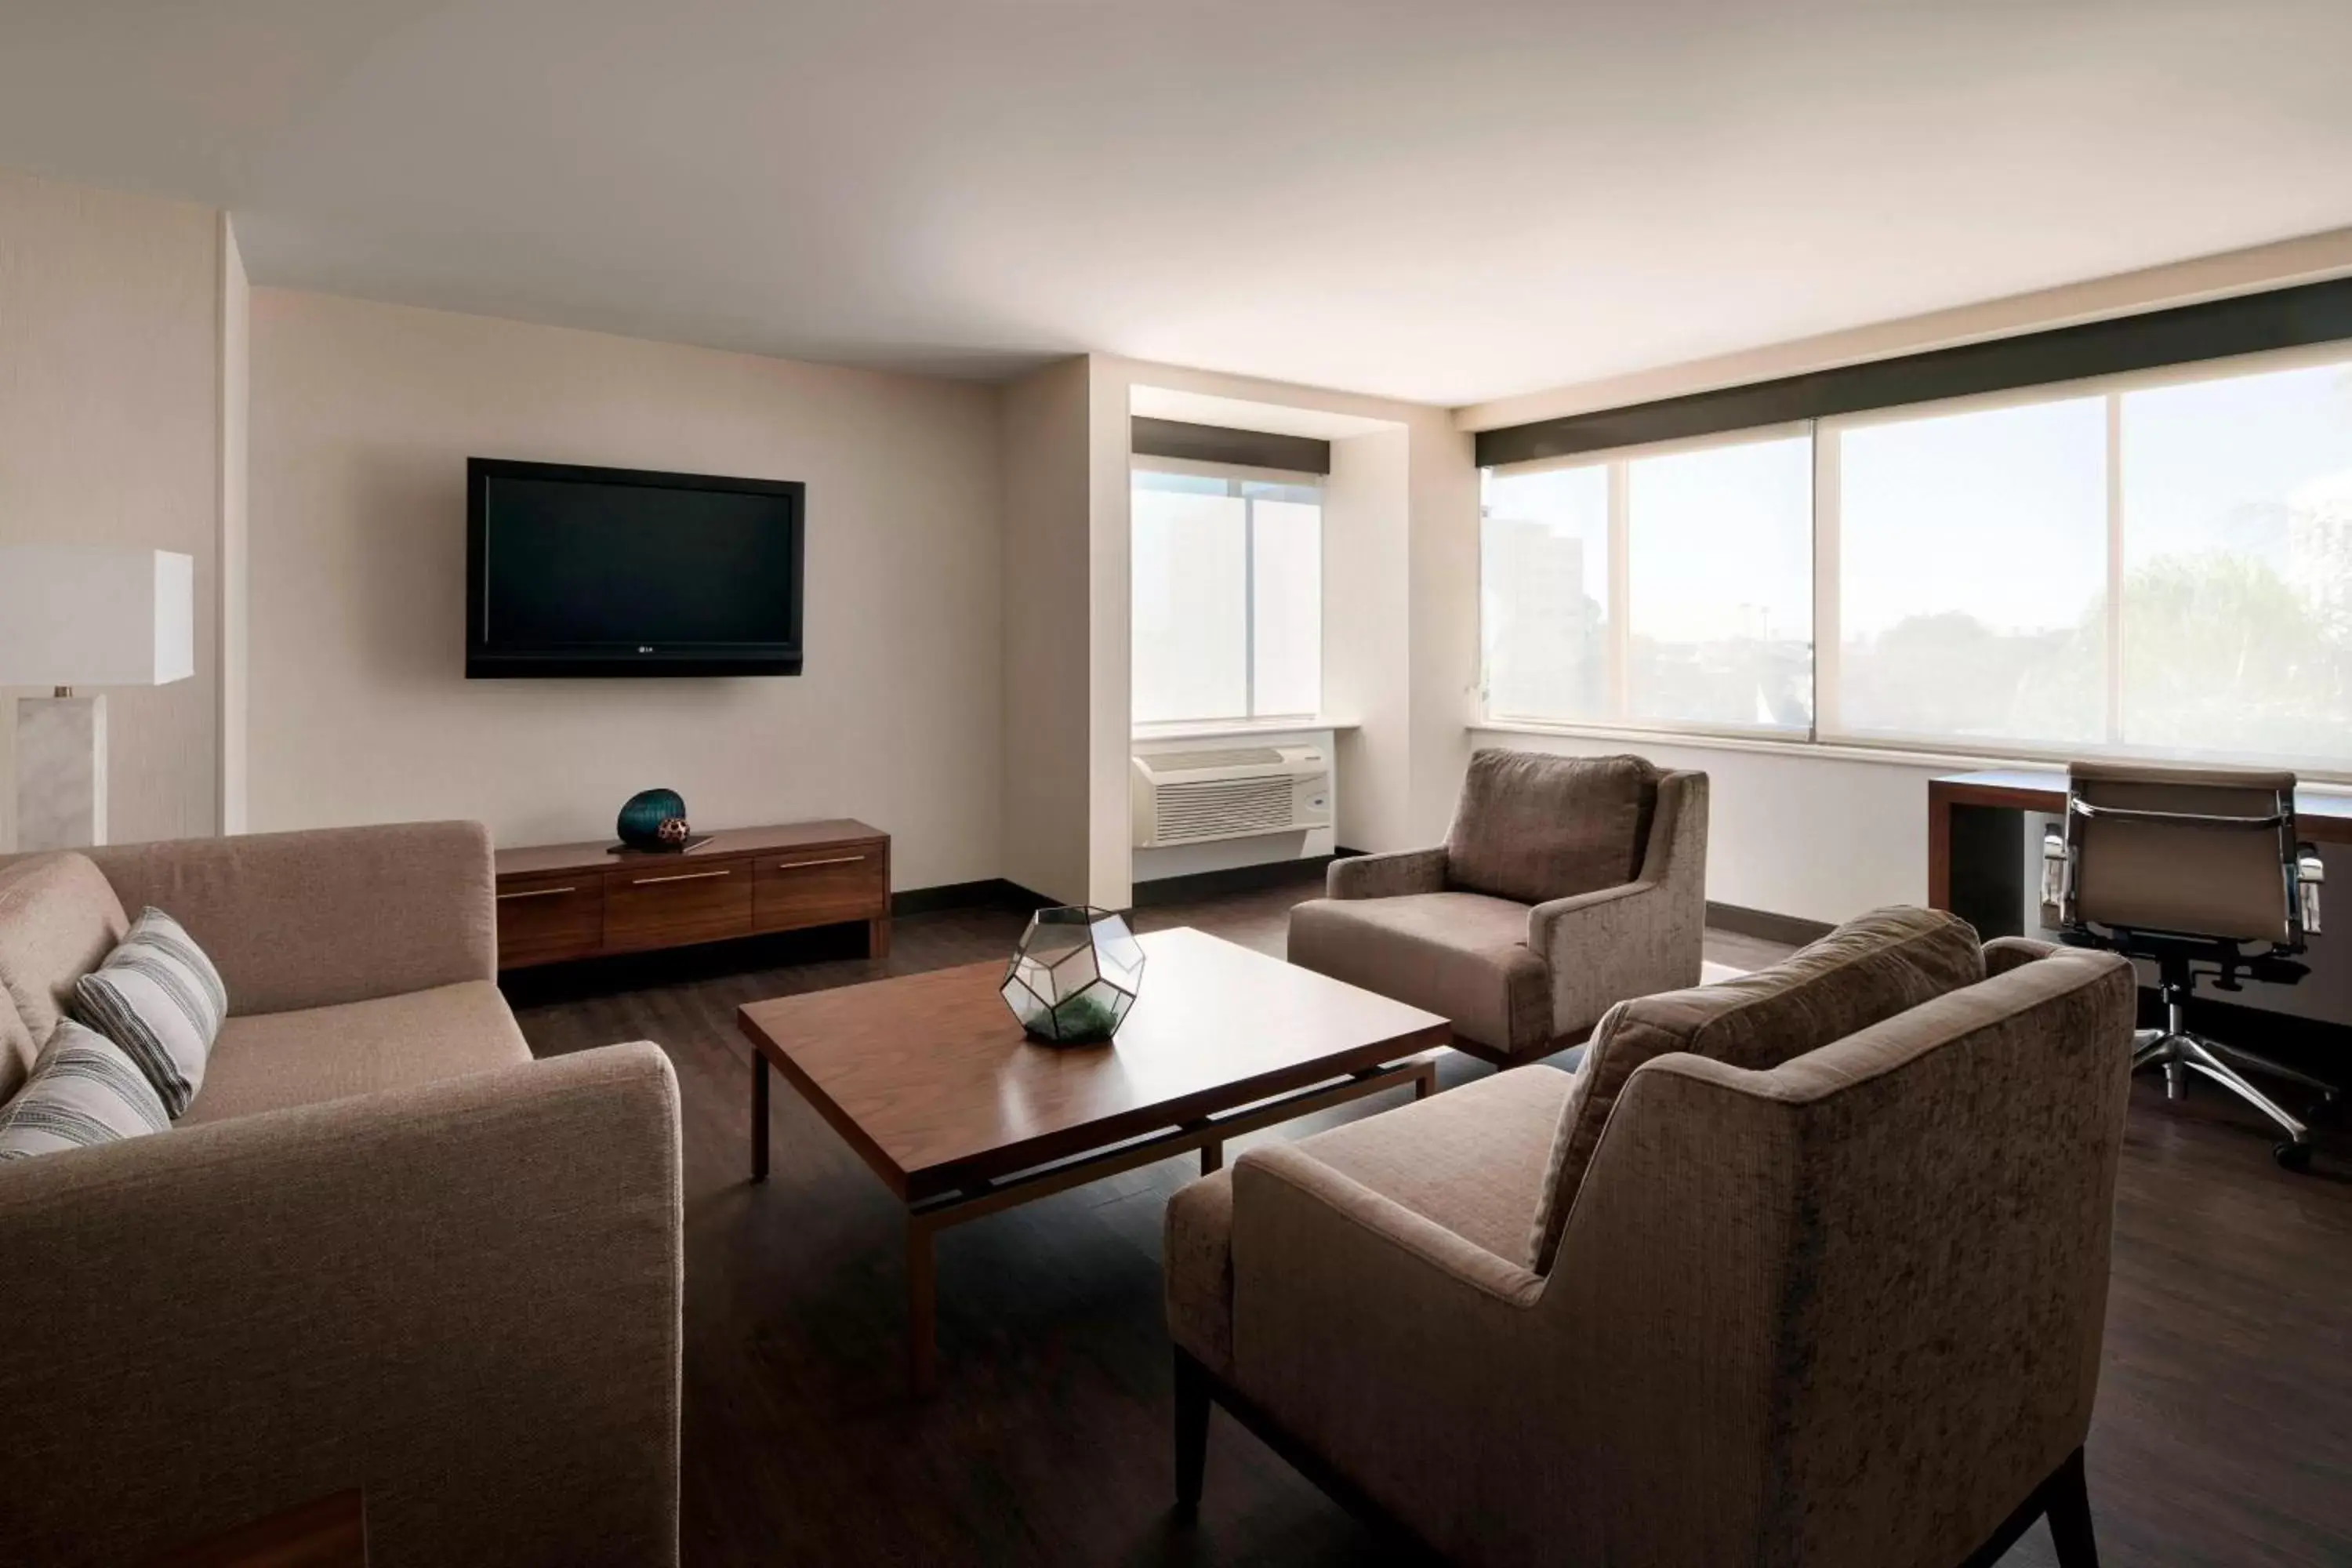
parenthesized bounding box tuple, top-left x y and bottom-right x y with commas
(0, 1042, 682, 1568)
(82, 821, 497, 1015)
(1327, 847, 1449, 900)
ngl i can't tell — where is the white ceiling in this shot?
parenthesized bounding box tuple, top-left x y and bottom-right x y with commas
(1, 1, 2348, 407)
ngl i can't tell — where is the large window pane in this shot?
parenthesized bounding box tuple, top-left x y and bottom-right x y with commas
(1131, 476, 1247, 723)
(1482, 463, 1610, 720)
(1626, 436, 1813, 729)
(1835, 397, 2107, 744)
(1249, 489, 1322, 716)
(2118, 358, 2352, 764)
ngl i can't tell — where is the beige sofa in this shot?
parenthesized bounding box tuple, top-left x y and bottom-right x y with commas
(0, 822, 683, 1568)
(1289, 750, 1708, 1063)
(1167, 910, 2134, 1567)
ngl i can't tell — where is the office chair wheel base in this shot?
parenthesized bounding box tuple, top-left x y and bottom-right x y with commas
(2274, 1139, 2313, 1174)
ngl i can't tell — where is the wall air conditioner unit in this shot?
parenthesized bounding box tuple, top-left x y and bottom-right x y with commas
(1131, 746, 1332, 848)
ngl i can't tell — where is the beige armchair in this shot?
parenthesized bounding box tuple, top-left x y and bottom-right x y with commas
(1288, 750, 1708, 1063)
(1167, 909, 2136, 1568)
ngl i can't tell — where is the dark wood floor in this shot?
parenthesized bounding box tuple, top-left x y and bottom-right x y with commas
(505, 876, 2352, 1567)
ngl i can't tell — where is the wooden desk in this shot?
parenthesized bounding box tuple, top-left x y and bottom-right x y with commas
(1928, 769, 2352, 913)
(494, 818, 890, 969)
(738, 927, 1448, 1395)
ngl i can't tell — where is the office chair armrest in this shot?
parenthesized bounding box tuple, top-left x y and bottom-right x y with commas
(2298, 844, 2324, 936)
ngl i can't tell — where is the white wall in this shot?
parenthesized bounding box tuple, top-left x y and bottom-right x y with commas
(217, 216, 249, 834)
(1323, 428, 1412, 851)
(1088, 356, 1480, 909)
(0, 166, 228, 849)
(247, 289, 1003, 890)
(998, 357, 1094, 905)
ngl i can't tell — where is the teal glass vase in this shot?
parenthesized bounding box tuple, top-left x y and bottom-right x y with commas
(617, 789, 687, 850)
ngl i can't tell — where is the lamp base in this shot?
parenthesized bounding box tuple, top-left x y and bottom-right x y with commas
(16, 693, 106, 851)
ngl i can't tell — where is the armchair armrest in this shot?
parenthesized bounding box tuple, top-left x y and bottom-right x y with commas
(1527, 877, 1702, 1039)
(0, 1042, 682, 1568)
(1327, 847, 1449, 900)
(83, 821, 496, 1014)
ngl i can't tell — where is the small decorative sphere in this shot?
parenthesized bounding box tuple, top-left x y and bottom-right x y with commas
(618, 788, 688, 849)
(655, 816, 692, 846)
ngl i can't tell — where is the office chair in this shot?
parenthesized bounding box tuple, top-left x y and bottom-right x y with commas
(2042, 760, 2334, 1171)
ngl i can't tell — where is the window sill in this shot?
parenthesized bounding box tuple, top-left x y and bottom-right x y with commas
(1133, 716, 1357, 742)
(1470, 719, 2352, 793)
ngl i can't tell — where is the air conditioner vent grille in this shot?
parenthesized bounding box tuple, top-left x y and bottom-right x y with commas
(1152, 778, 1297, 843)
(1150, 746, 1287, 771)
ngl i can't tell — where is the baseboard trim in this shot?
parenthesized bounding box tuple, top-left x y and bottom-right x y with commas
(892, 878, 1050, 917)
(1131, 852, 1355, 909)
(1706, 901, 1834, 946)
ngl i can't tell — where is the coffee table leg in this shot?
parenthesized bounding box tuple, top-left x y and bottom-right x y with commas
(1413, 1060, 1437, 1101)
(908, 1218, 938, 1398)
(1200, 1139, 1223, 1174)
(751, 1054, 771, 1183)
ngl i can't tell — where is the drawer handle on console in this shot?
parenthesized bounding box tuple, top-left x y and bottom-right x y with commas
(630, 869, 733, 886)
(498, 886, 578, 900)
(779, 855, 866, 870)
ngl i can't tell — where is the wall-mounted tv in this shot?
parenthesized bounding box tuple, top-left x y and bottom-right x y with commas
(466, 458, 805, 678)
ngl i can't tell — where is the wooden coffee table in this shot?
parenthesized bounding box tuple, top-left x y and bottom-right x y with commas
(739, 926, 1450, 1393)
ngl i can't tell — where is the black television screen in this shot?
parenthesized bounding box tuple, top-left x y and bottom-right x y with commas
(466, 458, 804, 677)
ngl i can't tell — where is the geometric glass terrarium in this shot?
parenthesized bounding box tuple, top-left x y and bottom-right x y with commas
(1000, 906, 1147, 1045)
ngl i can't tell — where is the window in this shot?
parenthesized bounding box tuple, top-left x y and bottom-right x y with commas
(1479, 343, 2352, 774)
(1480, 430, 1812, 732)
(1830, 397, 2107, 746)
(1131, 466, 1322, 724)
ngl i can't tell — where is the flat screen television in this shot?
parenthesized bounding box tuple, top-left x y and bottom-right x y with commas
(466, 458, 804, 677)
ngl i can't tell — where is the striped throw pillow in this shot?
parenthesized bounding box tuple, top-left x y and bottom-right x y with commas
(71, 907, 227, 1119)
(0, 1020, 171, 1160)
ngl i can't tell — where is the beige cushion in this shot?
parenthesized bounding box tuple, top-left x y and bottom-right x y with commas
(178, 980, 531, 1126)
(1166, 1065, 1573, 1380)
(0, 989, 34, 1105)
(1529, 906, 1987, 1270)
(1287, 891, 1551, 1055)
(1445, 749, 1656, 906)
(0, 853, 129, 1052)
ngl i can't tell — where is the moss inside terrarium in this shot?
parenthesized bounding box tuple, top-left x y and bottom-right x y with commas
(1046, 988, 1123, 1044)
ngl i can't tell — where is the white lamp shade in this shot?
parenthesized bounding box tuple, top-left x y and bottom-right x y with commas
(0, 546, 194, 688)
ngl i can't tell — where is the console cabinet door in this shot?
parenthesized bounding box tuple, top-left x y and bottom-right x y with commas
(495, 875, 606, 967)
(755, 844, 888, 932)
(604, 860, 754, 951)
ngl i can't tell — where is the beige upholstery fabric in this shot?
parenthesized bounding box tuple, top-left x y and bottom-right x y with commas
(1287, 892, 1551, 1055)
(64, 821, 497, 1016)
(0, 853, 129, 1049)
(1530, 903, 1982, 1271)
(0, 1041, 682, 1568)
(2068, 760, 2298, 943)
(180, 981, 532, 1126)
(0, 989, 34, 1105)
(1326, 846, 1447, 900)
(1210, 945, 2136, 1568)
(1445, 749, 1656, 906)
(1165, 1166, 1239, 1377)
(1293, 760, 1708, 1064)
(1984, 935, 2063, 976)
(1529, 771, 1711, 1045)
(1166, 1067, 1573, 1382)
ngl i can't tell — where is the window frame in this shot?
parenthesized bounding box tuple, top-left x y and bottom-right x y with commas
(1478, 339, 2352, 782)
(1130, 456, 1325, 724)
